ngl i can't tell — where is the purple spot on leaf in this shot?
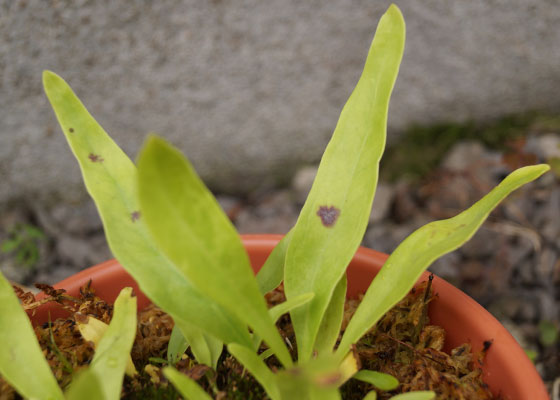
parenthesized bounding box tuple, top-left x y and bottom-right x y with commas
(88, 153, 104, 163)
(131, 211, 141, 222)
(316, 206, 340, 227)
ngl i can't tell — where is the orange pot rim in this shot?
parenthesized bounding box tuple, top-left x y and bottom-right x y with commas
(31, 234, 547, 400)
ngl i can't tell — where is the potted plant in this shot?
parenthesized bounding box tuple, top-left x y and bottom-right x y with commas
(0, 5, 549, 400)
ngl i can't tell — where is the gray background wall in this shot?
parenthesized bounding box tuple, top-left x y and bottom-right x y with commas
(1, 0, 559, 203)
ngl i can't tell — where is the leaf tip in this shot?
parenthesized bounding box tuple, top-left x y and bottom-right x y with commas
(42, 70, 63, 93)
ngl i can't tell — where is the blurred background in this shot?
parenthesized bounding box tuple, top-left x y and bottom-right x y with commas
(1, 0, 559, 395)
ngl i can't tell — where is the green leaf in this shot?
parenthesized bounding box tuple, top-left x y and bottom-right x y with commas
(276, 352, 357, 400)
(137, 136, 291, 367)
(389, 392, 435, 400)
(0, 239, 18, 253)
(353, 370, 399, 391)
(43, 71, 253, 349)
(86, 287, 137, 400)
(538, 320, 559, 346)
(163, 366, 213, 400)
(174, 321, 223, 369)
(23, 224, 45, 239)
(167, 325, 190, 365)
(284, 4, 406, 362)
(148, 357, 168, 364)
(313, 275, 347, 355)
(363, 391, 377, 400)
(257, 230, 292, 295)
(228, 343, 281, 400)
(336, 165, 550, 359)
(269, 292, 315, 322)
(253, 292, 314, 351)
(0, 271, 63, 400)
(65, 370, 104, 400)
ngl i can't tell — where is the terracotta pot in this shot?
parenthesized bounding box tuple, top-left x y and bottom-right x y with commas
(31, 234, 547, 400)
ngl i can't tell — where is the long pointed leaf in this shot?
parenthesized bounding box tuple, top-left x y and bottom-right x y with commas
(167, 325, 190, 365)
(257, 230, 292, 295)
(64, 370, 104, 400)
(43, 71, 252, 349)
(137, 136, 291, 367)
(353, 370, 399, 391)
(0, 271, 63, 400)
(313, 275, 347, 355)
(253, 292, 315, 350)
(75, 314, 137, 376)
(87, 287, 137, 400)
(269, 293, 315, 322)
(336, 165, 550, 359)
(284, 4, 406, 361)
(174, 321, 223, 369)
(163, 366, 213, 400)
(228, 343, 281, 400)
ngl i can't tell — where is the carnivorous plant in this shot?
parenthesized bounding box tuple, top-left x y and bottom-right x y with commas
(0, 4, 550, 400)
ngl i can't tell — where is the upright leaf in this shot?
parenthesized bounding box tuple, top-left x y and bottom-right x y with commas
(284, 4, 406, 361)
(336, 165, 550, 359)
(0, 271, 63, 400)
(75, 314, 137, 377)
(174, 322, 223, 369)
(313, 275, 347, 355)
(256, 230, 292, 295)
(137, 136, 292, 367)
(43, 71, 252, 349)
(167, 325, 190, 365)
(86, 287, 137, 400)
(163, 367, 213, 400)
(64, 367, 104, 400)
(352, 370, 399, 391)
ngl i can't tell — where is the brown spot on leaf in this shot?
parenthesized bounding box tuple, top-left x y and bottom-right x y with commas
(316, 205, 340, 227)
(88, 153, 104, 163)
(131, 211, 141, 222)
(69, 127, 74, 133)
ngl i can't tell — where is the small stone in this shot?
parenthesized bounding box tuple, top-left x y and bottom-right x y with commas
(459, 260, 485, 282)
(442, 141, 487, 172)
(235, 190, 298, 234)
(56, 234, 111, 268)
(428, 252, 461, 283)
(392, 182, 418, 223)
(369, 182, 395, 224)
(518, 299, 539, 322)
(500, 319, 530, 348)
(460, 226, 498, 259)
(292, 166, 318, 204)
(37, 200, 103, 236)
(216, 195, 242, 218)
(0, 260, 34, 284)
(525, 133, 560, 161)
(535, 248, 557, 282)
(505, 235, 536, 269)
(34, 265, 79, 285)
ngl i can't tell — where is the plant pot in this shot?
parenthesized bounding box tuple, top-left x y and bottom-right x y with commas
(30, 234, 547, 400)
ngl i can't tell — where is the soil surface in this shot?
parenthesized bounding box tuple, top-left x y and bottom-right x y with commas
(2, 280, 494, 399)
(1, 121, 558, 397)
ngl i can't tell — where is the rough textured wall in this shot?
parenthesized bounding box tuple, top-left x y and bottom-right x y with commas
(1, 0, 559, 201)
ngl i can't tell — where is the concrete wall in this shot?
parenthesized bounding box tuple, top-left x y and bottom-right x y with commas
(1, 0, 559, 201)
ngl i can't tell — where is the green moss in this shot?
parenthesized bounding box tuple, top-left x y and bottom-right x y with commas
(381, 112, 558, 183)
